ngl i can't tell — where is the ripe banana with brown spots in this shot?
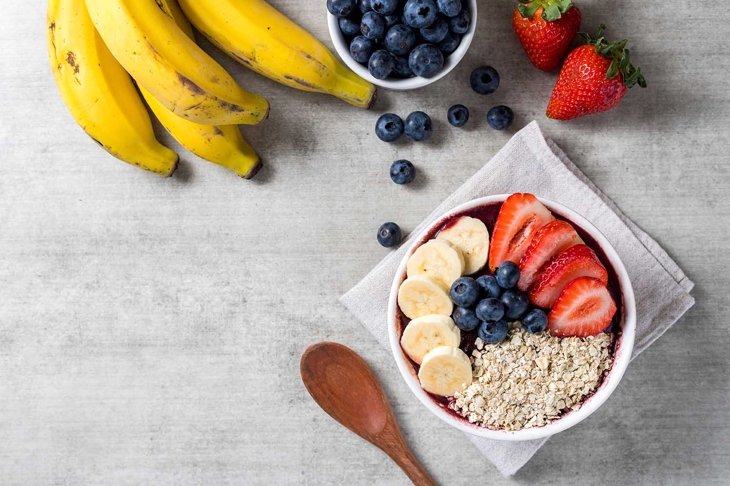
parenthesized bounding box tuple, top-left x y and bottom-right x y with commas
(84, 0, 270, 126)
(47, 0, 178, 176)
(177, 0, 377, 109)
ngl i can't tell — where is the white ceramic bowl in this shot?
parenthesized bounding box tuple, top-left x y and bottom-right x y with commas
(326, 0, 478, 90)
(387, 195, 637, 441)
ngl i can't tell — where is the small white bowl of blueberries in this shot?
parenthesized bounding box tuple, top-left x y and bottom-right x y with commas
(327, 0, 478, 90)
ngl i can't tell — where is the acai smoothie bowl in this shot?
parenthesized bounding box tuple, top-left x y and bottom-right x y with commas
(387, 193, 636, 441)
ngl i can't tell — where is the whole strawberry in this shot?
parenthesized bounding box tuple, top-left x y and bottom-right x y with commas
(547, 25, 647, 120)
(512, 0, 582, 71)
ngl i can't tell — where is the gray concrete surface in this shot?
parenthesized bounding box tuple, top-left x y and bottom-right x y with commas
(1, 0, 728, 484)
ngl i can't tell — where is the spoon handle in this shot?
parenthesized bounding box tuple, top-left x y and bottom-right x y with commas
(387, 444, 438, 486)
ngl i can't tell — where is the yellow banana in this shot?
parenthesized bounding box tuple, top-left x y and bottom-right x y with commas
(47, 0, 178, 176)
(139, 0, 261, 178)
(84, 0, 270, 126)
(177, 0, 377, 109)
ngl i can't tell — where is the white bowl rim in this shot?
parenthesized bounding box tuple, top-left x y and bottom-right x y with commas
(326, 0, 478, 91)
(387, 194, 637, 441)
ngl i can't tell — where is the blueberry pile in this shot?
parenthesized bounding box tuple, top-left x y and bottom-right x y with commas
(327, 0, 472, 80)
(375, 111, 432, 142)
(449, 262, 548, 344)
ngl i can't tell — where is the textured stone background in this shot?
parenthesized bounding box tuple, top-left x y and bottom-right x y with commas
(1, 0, 728, 484)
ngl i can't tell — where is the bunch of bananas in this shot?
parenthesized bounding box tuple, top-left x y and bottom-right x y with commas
(47, 0, 377, 178)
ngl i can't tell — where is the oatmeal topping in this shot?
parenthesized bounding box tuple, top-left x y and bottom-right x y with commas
(450, 323, 612, 431)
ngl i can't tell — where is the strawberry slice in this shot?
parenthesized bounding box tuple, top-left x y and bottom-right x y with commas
(518, 220, 583, 291)
(548, 277, 617, 337)
(529, 244, 608, 308)
(488, 193, 554, 271)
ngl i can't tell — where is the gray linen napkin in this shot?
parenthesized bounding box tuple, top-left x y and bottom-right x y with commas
(340, 121, 695, 476)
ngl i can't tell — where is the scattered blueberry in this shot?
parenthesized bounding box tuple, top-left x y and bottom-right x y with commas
(447, 104, 469, 127)
(495, 261, 520, 289)
(328, 0, 356, 17)
(358, 0, 372, 13)
(487, 105, 514, 130)
(476, 275, 502, 299)
(521, 308, 548, 333)
(384, 13, 400, 29)
(408, 44, 444, 78)
(384, 24, 417, 56)
(449, 8, 471, 34)
(404, 111, 433, 141)
(478, 319, 509, 344)
(419, 17, 449, 43)
(450, 277, 480, 307)
(392, 55, 414, 78)
(339, 16, 361, 37)
(403, 0, 438, 28)
(361, 11, 387, 40)
(470, 66, 500, 95)
(437, 32, 461, 55)
(371, 0, 399, 14)
(437, 0, 462, 17)
(377, 222, 401, 247)
(475, 298, 505, 322)
(375, 113, 404, 141)
(368, 49, 395, 79)
(390, 159, 416, 184)
(453, 306, 480, 331)
(350, 35, 376, 63)
(500, 290, 530, 320)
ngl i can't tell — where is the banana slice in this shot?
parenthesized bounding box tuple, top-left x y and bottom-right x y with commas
(436, 216, 490, 275)
(418, 346, 473, 397)
(398, 276, 453, 319)
(400, 315, 461, 364)
(406, 239, 465, 292)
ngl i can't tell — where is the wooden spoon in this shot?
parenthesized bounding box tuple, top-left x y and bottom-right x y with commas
(300, 342, 437, 486)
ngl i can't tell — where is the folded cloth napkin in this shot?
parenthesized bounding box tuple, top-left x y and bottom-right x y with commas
(340, 121, 695, 476)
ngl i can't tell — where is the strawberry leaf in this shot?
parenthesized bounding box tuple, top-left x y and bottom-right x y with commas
(581, 25, 647, 88)
(517, 0, 574, 21)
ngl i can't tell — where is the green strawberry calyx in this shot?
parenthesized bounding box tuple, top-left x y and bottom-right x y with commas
(517, 0, 574, 22)
(582, 24, 647, 88)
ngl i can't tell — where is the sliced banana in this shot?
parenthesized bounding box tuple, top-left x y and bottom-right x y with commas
(406, 239, 465, 292)
(418, 346, 473, 397)
(400, 315, 461, 364)
(436, 216, 490, 275)
(397, 276, 453, 319)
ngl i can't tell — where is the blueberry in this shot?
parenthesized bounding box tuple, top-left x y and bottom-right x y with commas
(408, 44, 444, 78)
(339, 16, 361, 37)
(475, 298, 505, 322)
(392, 55, 415, 78)
(375, 113, 404, 141)
(404, 111, 432, 141)
(478, 319, 509, 344)
(521, 308, 548, 334)
(449, 8, 471, 34)
(437, 0, 462, 17)
(358, 0, 372, 13)
(328, 0, 356, 17)
(350, 36, 376, 63)
(368, 49, 395, 79)
(487, 105, 514, 130)
(384, 13, 400, 29)
(384, 24, 417, 56)
(476, 275, 502, 299)
(453, 306, 480, 331)
(403, 0, 438, 28)
(420, 17, 449, 43)
(470, 66, 500, 95)
(447, 104, 469, 127)
(437, 32, 461, 55)
(390, 159, 416, 184)
(371, 0, 399, 14)
(361, 11, 387, 40)
(500, 290, 529, 320)
(377, 222, 401, 247)
(495, 261, 520, 289)
(450, 277, 480, 307)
